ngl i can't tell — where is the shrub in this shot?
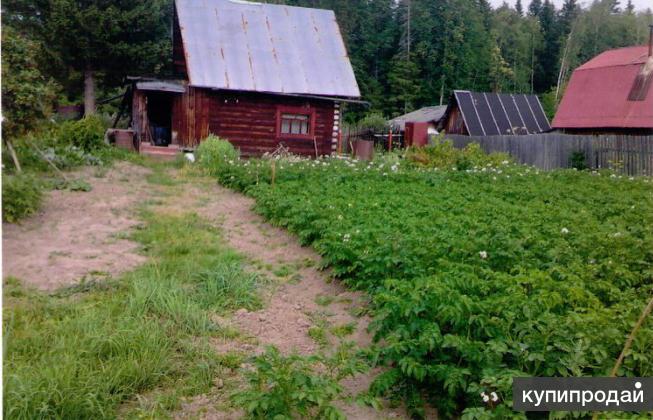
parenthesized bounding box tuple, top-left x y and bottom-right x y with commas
(2, 173, 43, 223)
(357, 112, 388, 132)
(570, 150, 588, 170)
(406, 136, 510, 169)
(58, 116, 107, 152)
(195, 135, 238, 174)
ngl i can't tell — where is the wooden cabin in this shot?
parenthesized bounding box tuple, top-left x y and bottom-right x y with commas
(130, 0, 361, 158)
(439, 90, 550, 136)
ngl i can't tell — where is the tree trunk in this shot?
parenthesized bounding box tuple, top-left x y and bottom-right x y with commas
(84, 67, 96, 116)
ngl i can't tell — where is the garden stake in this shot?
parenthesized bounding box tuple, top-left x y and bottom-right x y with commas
(592, 295, 653, 420)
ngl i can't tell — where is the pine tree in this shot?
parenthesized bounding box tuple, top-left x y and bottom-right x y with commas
(22, 0, 172, 115)
(528, 0, 543, 16)
(515, 0, 524, 16)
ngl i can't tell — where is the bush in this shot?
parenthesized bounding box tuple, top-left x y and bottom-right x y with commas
(58, 116, 107, 152)
(357, 112, 388, 132)
(406, 136, 511, 169)
(570, 151, 588, 170)
(2, 173, 43, 223)
(195, 135, 238, 174)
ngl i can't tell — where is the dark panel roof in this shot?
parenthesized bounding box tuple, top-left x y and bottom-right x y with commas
(175, 0, 360, 98)
(453, 90, 550, 135)
(456, 91, 485, 135)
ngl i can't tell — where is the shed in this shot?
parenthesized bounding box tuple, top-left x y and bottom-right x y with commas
(389, 105, 447, 134)
(439, 90, 550, 136)
(552, 37, 653, 135)
(131, 0, 361, 157)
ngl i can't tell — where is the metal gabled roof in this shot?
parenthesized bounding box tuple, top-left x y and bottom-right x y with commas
(389, 106, 447, 131)
(175, 0, 361, 98)
(553, 46, 653, 129)
(453, 90, 550, 136)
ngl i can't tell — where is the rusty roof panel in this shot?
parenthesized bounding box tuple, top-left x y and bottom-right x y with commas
(175, 0, 360, 98)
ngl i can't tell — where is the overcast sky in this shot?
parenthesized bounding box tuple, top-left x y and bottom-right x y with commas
(488, 0, 653, 11)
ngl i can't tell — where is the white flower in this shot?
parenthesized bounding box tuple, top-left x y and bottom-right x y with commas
(490, 392, 499, 402)
(343, 234, 351, 242)
(561, 228, 569, 234)
(502, 160, 509, 165)
(481, 392, 490, 403)
(479, 251, 488, 259)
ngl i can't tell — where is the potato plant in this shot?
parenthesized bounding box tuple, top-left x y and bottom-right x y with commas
(214, 156, 653, 418)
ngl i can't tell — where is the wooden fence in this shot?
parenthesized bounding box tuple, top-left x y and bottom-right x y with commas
(340, 125, 405, 154)
(446, 134, 653, 176)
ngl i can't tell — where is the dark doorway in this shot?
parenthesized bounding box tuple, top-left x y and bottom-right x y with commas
(146, 92, 174, 146)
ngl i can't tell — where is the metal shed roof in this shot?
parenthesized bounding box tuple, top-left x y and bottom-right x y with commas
(175, 0, 361, 98)
(452, 90, 550, 136)
(389, 106, 447, 131)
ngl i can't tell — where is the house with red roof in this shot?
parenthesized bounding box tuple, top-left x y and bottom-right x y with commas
(553, 31, 653, 135)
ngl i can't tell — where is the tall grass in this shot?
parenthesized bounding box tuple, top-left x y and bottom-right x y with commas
(3, 212, 262, 419)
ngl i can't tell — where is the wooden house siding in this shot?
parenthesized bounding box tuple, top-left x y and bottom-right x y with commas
(133, 85, 339, 157)
(206, 92, 335, 157)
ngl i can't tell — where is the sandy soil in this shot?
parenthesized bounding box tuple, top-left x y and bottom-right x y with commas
(2, 162, 151, 290)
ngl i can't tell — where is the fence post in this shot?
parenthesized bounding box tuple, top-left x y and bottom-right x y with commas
(388, 130, 393, 152)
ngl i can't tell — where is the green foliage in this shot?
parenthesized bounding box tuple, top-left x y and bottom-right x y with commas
(1, 26, 58, 138)
(406, 137, 511, 169)
(3, 212, 261, 418)
(57, 116, 107, 152)
(233, 344, 368, 419)
(569, 151, 588, 170)
(356, 113, 388, 132)
(196, 136, 239, 175)
(213, 155, 653, 417)
(2, 174, 43, 223)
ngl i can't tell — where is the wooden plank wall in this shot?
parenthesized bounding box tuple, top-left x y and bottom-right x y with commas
(446, 134, 653, 176)
(205, 92, 335, 157)
(172, 87, 209, 147)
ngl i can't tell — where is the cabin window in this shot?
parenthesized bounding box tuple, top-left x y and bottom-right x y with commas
(281, 114, 310, 135)
(276, 106, 315, 139)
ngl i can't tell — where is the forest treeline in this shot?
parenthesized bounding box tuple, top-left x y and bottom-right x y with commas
(2, 0, 652, 135)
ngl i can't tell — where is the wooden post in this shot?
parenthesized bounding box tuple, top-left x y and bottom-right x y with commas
(388, 130, 393, 152)
(4, 138, 22, 173)
(337, 129, 342, 155)
(270, 159, 276, 188)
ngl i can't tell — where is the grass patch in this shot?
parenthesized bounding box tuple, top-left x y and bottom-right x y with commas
(3, 211, 262, 418)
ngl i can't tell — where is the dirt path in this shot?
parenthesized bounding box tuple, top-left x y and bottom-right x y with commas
(3, 162, 408, 419)
(2, 162, 152, 290)
(156, 172, 408, 420)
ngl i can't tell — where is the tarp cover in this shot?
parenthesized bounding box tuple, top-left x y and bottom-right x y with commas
(176, 0, 361, 98)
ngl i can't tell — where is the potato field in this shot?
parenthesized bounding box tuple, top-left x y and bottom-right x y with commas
(214, 153, 653, 418)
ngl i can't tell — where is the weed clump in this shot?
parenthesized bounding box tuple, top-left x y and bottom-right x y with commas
(2, 173, 43, 223)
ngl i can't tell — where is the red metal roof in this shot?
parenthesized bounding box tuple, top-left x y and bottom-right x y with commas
(552, 46, 653, 129)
